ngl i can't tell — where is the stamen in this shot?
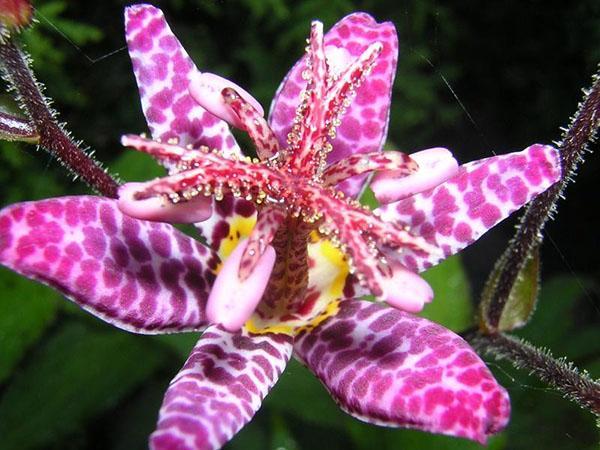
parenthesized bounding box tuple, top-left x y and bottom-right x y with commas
(121, 134, 282, 204)
(222, 87, 280, 162)
(322, 151, 418, 186)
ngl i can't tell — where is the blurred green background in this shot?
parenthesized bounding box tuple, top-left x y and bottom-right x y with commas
(0, 1, 599, 449)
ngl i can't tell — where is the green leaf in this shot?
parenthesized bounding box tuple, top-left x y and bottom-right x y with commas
(420, 255, 473, 332)
(265, 359, 347, 428)
(481, 246, 540, 332)
(0, 269, 59, 382)
(153, 332, 199, 360)
(111, 150, 164, 182)
(270, 414, 299, 450)
(497, 247, 540, 331)
(0, 322, 167, 450)
(345, 419, 507, 450)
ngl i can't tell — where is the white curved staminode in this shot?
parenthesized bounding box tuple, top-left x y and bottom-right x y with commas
(206, 239, 276, 332)
(371, 147, 459, 204)
(189, 71, 265, 129)
(118, 182, 213, 223)
(380, 260, 434, 313)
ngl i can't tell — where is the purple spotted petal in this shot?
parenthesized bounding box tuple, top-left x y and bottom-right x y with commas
(0, 197, 218, 333)
(294, 299, 510, 443)
(269, 13, 398, 196)
(150, 327, 293, 450)
(378, 144, 561, 272)
(125, 4, 240, 158)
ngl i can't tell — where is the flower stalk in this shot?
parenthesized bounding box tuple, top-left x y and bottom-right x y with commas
(469, 332, 600, 417)
(481, 65, 600, 332)
(0, 37, 119, 197)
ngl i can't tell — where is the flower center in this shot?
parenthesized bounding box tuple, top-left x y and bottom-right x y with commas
(121, 21, 439, 334)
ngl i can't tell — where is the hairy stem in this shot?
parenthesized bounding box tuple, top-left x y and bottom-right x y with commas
(0, 38, 119, 197)
(482, 65, 600, 330)
(469, 332, 600, 417)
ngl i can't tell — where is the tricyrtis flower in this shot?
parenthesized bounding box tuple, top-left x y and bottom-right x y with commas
(0, 4, 561, 450)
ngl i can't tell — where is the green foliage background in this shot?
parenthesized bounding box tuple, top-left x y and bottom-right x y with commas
(0, 1, 599, 449)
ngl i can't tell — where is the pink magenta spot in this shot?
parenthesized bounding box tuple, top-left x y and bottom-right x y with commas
(479, 203, 501, 228)
(172, 53, 191, 75)
(201, 111, 220, 128)
(99, 204, 118, 235)
(145, 106, 166, 124)
(507, 176, 528, 205)
(0, 216, 11, 237)
(524, 164, 542, 186)
(65, 242, 83, 260)
(356, 82, 377, 105)
(203, 135, 223, 149)
(103, 261, 123, 288)
(83, 227, 107, 258)
(433, 215, 454, 237)
(361, 107, 376, 119)
(171, 74, 188, 93)
(81, 258, 101, 273)
(11, 205, 24, 221)
(372, 60, 389, 75)
(346, 41, 363, 56)
(454, 222, 473, 243)
(457, 368, 483, 386)
(362, 120, 381, 139)
(225, 135, 236, 149)
(370, 78, 387, 96)
(43, 245, 60, 263)
(172, 96, 194, 116)
(452, 351, 478, 368)
(149, 230, 172, 258)
(151, 88, 174, 109)
(146, 17, 164, 36)
(339, 116, 361, 141)
(338, 24, 350, 39)
(408, 395, 422, 415)
(45, 221, 64, 243)
(132, 33, 152, 52)
(119, 281, 139, 308)
(159, 35, 177, 51)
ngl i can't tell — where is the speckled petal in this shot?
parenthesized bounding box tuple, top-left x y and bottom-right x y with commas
(125, 4, 240, 159)
(0, 197, 217, 333)
(294, 299, 510, 443)
(378, 144, 561, 272)
(269, 13, 398, 195)
(150, 327, 293, 450)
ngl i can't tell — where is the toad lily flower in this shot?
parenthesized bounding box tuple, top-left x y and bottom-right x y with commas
(0, 4, 561, 450)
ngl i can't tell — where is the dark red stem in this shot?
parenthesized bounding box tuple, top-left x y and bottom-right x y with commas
(483, 66, 600, 330)
(0, 39, 119, 197)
